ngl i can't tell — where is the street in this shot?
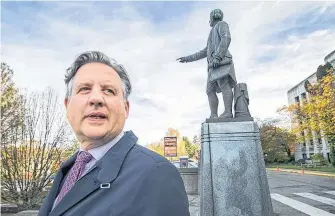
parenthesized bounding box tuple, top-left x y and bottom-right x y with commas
(189, 170, 335, 216)
(268, 170, 335, 216)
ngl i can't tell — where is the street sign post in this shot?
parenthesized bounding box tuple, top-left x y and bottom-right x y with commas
(164, 136, 177, 159)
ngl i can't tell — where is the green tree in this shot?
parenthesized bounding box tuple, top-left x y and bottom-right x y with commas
(1, 62, 23, 148)
(280, 66, 335, 166)
(258, 119, 295, 163)
(146, 141, 164, 156)
(183, 136, 199, 159)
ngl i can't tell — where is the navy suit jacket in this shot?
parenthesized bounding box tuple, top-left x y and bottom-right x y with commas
(38, 131, 190, 216)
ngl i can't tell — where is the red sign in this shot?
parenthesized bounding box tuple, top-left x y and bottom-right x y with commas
(164, 137, 177, 157)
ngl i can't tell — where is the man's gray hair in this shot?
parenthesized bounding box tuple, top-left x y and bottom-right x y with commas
(64, 51, 132, 100)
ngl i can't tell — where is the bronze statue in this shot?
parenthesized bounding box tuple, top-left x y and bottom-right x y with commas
(177, 9, 237, 119)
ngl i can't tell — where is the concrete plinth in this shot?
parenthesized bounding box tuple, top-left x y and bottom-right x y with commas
(200, 121, 274, 216)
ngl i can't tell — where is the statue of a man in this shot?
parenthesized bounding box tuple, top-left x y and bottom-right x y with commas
(177, 9, 237, 119)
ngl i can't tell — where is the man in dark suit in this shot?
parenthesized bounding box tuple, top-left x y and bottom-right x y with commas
(38, 51, 190, 216)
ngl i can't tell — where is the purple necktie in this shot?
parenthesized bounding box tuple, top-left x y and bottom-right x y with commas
(54, 151, 93, 206)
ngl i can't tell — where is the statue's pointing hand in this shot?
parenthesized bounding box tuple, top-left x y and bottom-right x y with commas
(176, 57, 187, 63)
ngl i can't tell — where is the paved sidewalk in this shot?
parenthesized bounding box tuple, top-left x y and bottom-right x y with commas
(4, 197, 200, 216)
(266, 168, 335, 177)
(188, 195, 200, 216)
(2, 211, 38, 216)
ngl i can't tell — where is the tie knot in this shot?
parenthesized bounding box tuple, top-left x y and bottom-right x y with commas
(76, 151, 93, 163)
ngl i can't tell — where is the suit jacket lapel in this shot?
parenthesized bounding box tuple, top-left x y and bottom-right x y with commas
(38, 152, 78, 216)
(49, 131, 138, 216)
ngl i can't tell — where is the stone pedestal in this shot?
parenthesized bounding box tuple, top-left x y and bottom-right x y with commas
(200, 121, 274, 216)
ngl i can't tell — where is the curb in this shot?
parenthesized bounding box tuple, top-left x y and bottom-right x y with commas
(266, 168, 335, 177)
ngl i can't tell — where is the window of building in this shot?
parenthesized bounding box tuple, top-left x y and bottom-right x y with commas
(295, 96, 300, 103)
(301, 92, 307, 101)
(310, 139, 313, 145)
(316, 131, 322, 144)
(318, 138, 322, 144)
(302, 142, 306, 147)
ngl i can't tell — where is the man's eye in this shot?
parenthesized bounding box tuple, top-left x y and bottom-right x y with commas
(79, 87, 90, 92)
(106, 89, 115, 94)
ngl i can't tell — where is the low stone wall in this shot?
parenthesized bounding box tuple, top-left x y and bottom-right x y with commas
(2, 170, 199, 215)
(15, 210, 38, 216)
(1, 204, 19, 213)
(178, 167, 199, 195)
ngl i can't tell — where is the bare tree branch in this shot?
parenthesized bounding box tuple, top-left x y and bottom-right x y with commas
(1, 87, 71, 210)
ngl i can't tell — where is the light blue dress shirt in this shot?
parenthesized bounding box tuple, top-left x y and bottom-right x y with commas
(79, 131, 125, 178)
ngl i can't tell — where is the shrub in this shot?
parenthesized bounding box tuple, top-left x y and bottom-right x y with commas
(311, 153, 327, 165)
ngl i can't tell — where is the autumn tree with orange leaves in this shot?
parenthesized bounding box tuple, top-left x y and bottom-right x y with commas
(280, 63, 335, 166)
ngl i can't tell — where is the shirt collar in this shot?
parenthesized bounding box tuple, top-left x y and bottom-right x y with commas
(79, 131, 125, 161)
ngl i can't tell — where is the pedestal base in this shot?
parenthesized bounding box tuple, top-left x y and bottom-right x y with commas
(200, 121, 274, 216)
(205, 116, 254, 123)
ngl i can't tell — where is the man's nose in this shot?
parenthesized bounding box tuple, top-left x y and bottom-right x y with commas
(88, 89, 105, 107)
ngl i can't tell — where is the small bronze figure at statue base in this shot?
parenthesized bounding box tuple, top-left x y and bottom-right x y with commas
(205, 83, 253, 123)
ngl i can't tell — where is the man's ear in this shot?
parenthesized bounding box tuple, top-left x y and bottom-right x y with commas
(125, 101, 130, 119)
(64, 98, 69, 109)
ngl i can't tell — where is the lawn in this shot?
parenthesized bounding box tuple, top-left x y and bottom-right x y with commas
(266, 164, 335, 173)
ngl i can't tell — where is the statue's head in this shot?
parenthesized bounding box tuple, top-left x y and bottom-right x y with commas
(209, 9, 223, 27)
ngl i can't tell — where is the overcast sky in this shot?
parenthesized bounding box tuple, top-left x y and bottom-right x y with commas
(2, 1, 335, 145)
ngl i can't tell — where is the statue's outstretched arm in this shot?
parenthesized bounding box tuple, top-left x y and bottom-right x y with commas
(184, 46, 207, 62)
(214, 21, 231, 61)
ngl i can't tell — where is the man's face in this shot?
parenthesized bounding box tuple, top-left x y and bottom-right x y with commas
(65, 63, 129, 146)
(209, 15, 215, 27)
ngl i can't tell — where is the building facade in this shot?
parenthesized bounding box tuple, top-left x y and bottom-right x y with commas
(287, 50, 335, 162)
(325, 50, 335, 66)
